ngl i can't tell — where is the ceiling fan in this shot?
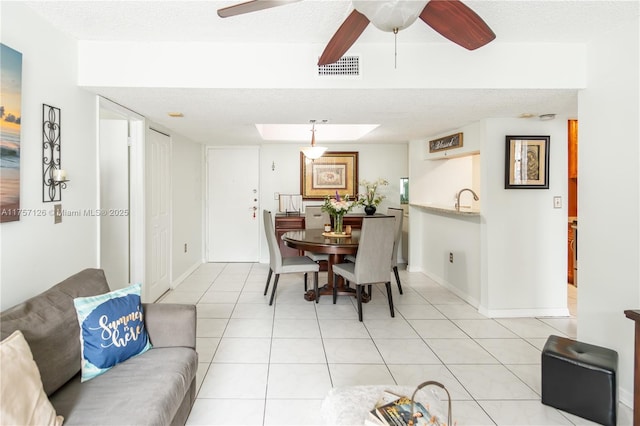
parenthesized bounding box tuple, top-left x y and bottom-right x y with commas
(217, 0, 496, 66)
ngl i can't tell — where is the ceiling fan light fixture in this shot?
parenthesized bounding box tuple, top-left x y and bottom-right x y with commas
(353, 0, 428, 32)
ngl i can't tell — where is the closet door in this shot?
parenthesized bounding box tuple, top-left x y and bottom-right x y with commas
(146, 128, 171, 301)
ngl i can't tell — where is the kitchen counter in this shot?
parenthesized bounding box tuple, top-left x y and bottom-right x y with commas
(410, 202, 480, 216)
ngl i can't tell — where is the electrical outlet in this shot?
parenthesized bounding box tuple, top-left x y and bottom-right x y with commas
(184, 243, 187, 253)
(553, 196, 562, 209)
(449, 252, 453, 263)
(54, 204, 62, 224)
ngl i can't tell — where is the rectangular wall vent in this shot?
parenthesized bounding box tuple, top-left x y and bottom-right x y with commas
(317, 56, 360, 76)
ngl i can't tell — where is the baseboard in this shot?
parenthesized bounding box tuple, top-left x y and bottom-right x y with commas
(171, 261, 202, 289)
(405, 264, 421, 273)
(422, 270, 480, 309)
(409, 268, 570, 319)
(478, 306, 571, 318)
(618, 386, 633, 410)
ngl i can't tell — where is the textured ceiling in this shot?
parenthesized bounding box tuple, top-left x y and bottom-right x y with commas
(23, 0, 639, 144)
(25, 1, 637, 44)
(94, 87, 579, 144)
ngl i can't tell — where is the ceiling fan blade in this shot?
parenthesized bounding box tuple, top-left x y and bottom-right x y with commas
(420, 0, 495, 50)
(217, 0, 299, 18)
(318, 10, 370, 66)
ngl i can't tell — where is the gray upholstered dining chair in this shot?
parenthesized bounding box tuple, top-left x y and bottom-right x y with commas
(304, 206, 330, 264)
(345, 208, 404, 294)
(263, 210, 319, 305)
(332, 216, 395, 321)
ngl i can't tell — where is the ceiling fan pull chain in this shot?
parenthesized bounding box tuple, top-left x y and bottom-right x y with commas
(393, 27, 398, 69)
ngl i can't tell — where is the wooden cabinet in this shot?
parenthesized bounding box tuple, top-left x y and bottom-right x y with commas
(568, 119, 578, 179)
(274, 214, 305, 257)
(274, 213, 386, 252)
(343, 214, 368, 230)
(567, 120, 578, 284)
(274, 213, 374, 257)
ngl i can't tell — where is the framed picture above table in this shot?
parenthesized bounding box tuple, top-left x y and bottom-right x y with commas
(505, 135, 550, 189)
(300, 151, 358, 199)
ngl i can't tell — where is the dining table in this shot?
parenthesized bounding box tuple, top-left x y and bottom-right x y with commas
(281, 228, 370, 302)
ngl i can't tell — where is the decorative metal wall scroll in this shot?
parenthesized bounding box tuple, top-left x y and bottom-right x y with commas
(42, 104, 65, 202)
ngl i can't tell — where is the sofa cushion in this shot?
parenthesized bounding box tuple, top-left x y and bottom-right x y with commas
(73, 282, 152, 382)
(50, 347, 198, 426)
(0, 330, 64, 426)
(0, 269, 110, 395)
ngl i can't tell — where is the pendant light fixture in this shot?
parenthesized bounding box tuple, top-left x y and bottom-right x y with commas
(301, 119, 328, 160)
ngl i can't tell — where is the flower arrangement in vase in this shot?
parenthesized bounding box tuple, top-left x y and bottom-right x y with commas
(321, 191, 356, 234)
(357, 178, 388, 215)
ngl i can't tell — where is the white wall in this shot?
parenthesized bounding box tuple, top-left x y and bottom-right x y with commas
(481, 117, 569, 317)
(0, 3, 98, 310)
(415, 208, 482, 305)
(413, 122, 482, 208)
(578, 15, 639, 408)
(258, 143, 408, 262)
(78, 41, 586, 92)
(409, 117, 569, 316)
(0, 3, 205, 307)
(171, 132, 204, 283)
(409, 122, 482, 304)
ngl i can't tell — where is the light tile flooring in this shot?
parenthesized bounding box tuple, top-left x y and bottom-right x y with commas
(159, 263, 632, 425)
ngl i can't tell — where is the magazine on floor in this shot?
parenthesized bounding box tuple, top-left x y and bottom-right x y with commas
(365, 391, 442, 426)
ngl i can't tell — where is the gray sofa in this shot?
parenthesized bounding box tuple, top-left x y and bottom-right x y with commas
(0, 268, 198, 425)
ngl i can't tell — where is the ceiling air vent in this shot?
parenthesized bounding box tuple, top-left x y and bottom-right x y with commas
(317, 56, 360, 77)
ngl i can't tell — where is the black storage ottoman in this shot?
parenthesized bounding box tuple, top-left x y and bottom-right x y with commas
(541, 335, 618, 426)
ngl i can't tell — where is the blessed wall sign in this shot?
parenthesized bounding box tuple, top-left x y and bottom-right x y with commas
(429, 132, 463, 153)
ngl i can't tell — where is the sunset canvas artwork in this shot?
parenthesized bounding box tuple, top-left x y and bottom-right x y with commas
(0, 43, 22, 223)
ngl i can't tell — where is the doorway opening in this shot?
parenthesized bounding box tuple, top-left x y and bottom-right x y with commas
(98, 98, 145, 294)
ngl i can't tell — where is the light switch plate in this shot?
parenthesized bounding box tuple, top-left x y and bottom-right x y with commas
(553, 196, 562, 209)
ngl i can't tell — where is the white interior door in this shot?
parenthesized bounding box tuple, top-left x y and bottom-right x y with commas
(146, 128, 171, 301)
(207, 146, 260, 262)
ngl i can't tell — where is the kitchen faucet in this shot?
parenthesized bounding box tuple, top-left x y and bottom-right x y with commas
(455, 188, 479, 211)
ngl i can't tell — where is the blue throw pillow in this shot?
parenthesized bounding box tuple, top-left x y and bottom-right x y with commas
(73, 283, 152, 382)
